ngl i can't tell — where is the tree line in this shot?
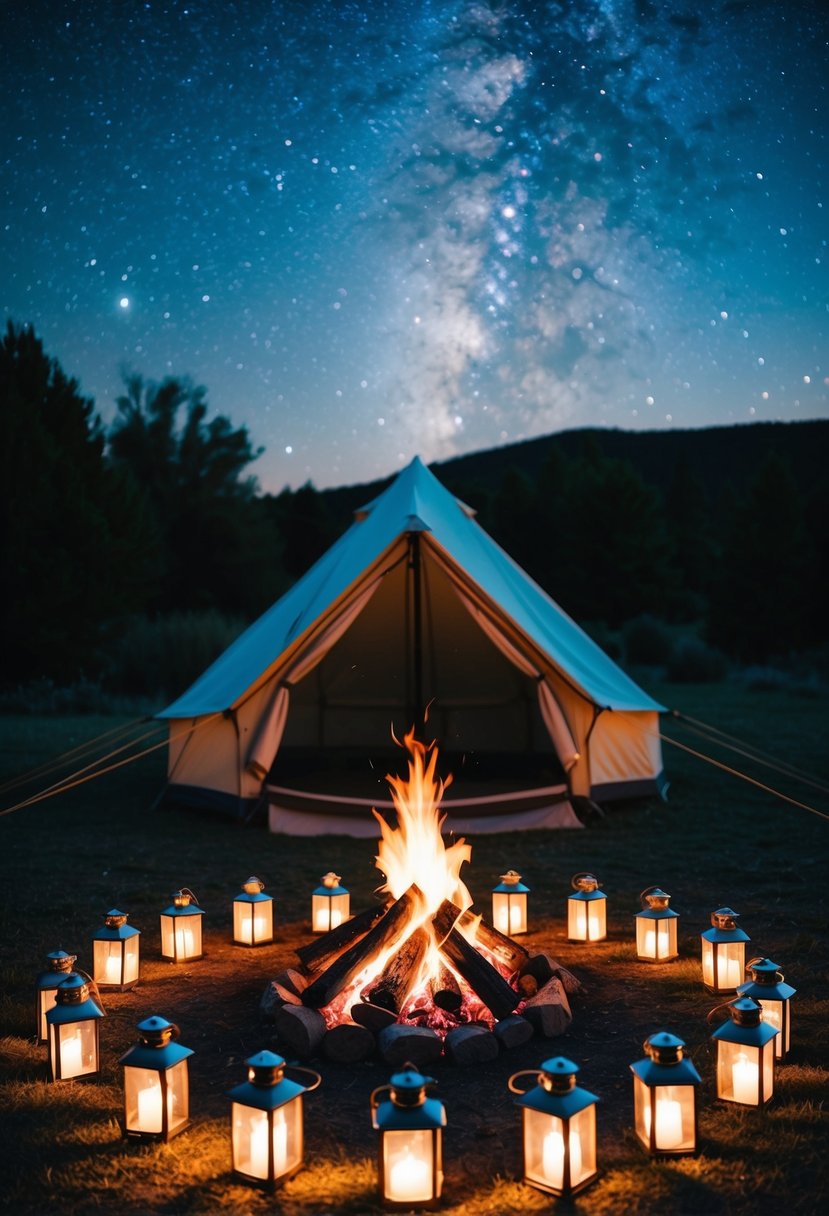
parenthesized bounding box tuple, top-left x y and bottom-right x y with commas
(0, 320, 825, 698)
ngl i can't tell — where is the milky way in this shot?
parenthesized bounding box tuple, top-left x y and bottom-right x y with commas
(2, 0, 826, 490)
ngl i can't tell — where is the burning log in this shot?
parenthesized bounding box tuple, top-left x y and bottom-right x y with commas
(433, 900, 521, 1021)
(365, 926, 431, 1014)
(428, 963, 462, 1013)
(296, 903, 386, 974)
(456, 910, 529, 972)
(302, 885, 423, 1009)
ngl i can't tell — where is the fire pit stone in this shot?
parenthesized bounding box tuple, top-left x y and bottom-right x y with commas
(378, 1023, 443, 1068)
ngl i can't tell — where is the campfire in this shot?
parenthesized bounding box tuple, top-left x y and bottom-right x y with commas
(293, 731, 527, 1036)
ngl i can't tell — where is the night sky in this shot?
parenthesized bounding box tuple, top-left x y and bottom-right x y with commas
(3, 0, 826, 491)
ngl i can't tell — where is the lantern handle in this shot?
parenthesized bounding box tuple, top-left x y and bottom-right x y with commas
(369, 1083, 391, 1113)
(507, 1068, 540, 1095)
(285, 1064, 322, 1093)
(75, 966, 105, 1014)
(747, 955, 785, 982)
(180, 887, 199, 905)
(571, 872, 601, 891)
(639, 885, 661, 906)
(705, 1001, 734, 1026)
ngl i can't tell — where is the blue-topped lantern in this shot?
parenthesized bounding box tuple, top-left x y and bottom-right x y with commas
(711, 996, 778, 1106)
(370, 1064, 446, 1208)
(492, 869, 529, 936)
(46, 972, 105, 1082)
(567, 873, 607, 943)
(701, 907, 750, 993)
(233, 877, 274, 946)
(92, 908, 140, 990)
(36, 949, 77, 1044)
(508, 1057, 599, 1196)
(229, 1051, 321, 1189)
(160, 888, 204, 962)
(312, 872, 350, 934)
(630, 1032, 701, 1156)
(120, 1015, 193, 1141)
(635, 887, 679, 962)
(737, 958, 796, 1060)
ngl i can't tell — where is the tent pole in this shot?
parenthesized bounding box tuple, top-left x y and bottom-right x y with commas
(408, 532, 424, 730)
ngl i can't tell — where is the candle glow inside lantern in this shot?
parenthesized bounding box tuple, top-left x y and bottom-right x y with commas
(736, 957, 796, 1060)
(311, 872, 350, 934)
(233, 877, 274, 946)
(370, 1064, 446, 1208)
(160, 888, 204, 962)
(36, 949, 77, 1043)
(567, 873, 607, 943)
(711, 996, 777, 1106)
(229, 1051, 321, 1189)
(492, 870, 529, 936)
(701, 907, 750, 993)
(92, 908, 140, 990)
(630, 1032, 700, 1156)
(509, 1056, 599, 1197)
(46, 972, 105, 1082)
(120, 1015, 193, 1141)
(635, 887, 679, 962)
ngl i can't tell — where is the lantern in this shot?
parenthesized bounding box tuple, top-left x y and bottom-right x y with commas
(710, 996, 777, 1106)
(567, 873, 607, 943)
(92, 908, 140, 990)
(701, 907, 750, 993)
(630, 1032, 700, 1156)
(46, 972, 105, 1081)
(233, 877, 274, 946)
(311, 872, 350, 934)
(36, 949, 77, 1043)
(508, 1056, 599, 1197)
(229, 1051, 321, 1189)
(737, 958, 796, 1060)
(370, 1064, 446, 1208)
(492, 870, 529, 936)
(159, 888, 204, 962)
(120, 1016, 193, 1141)
(635, 887, 679, 962)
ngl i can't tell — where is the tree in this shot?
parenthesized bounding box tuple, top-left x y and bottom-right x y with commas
(0, 321, 158, 683)
(108, 374, 279, 614)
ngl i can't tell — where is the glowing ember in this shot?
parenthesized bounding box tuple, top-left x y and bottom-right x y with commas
(316, 729, 519, 1034)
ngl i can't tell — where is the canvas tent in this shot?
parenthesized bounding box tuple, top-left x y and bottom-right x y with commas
(157, 456, 666, 835)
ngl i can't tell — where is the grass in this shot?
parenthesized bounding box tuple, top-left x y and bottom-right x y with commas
(0, 680, 827, 1215)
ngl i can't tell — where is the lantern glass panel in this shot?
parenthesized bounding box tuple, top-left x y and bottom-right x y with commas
(759, 998, 787, 1056)
(636, 917, 676, 961)
(633, 1078, 695, 1152)
(382, 1128, 437, 1204)
(94, 937, 140, 987)
(523, 1105, 595, 1193)
(568, 900, 606, 942)
(312, 892, 349, 934)
(124, 1062, 189, 1136)
(716, 1040, 773, 1105)
(160, 914, 201, 960)
(702, 941, 745, 990)
(39, 989, 58, 1043)
(232, 1100, 302, 1182)
(53, 1021, 97, 1080)
(492, 892, 526, 936)
(233, 900, 273, 945)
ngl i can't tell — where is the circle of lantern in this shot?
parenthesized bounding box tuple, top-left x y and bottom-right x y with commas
(630, 1031, 701, 1156)
(36, 948, 77, 1044)
(508, 1056, 599, 1196)
(228, 1051, 321, 1189)
(700, 907, 750, 993)
(635, 887, 679, 962)
(46, 972, 105, 1082)
(567, 873, 607, 943)
(492, 869, 530, 936)
(736, 957, 796, 1061)
(120, 1015, 193, 1141)
(233, 877, 275, 947)
(92, 908, 141, 990)
(709, 996, 778, 1107)
(370, 1063, 447, 1208)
